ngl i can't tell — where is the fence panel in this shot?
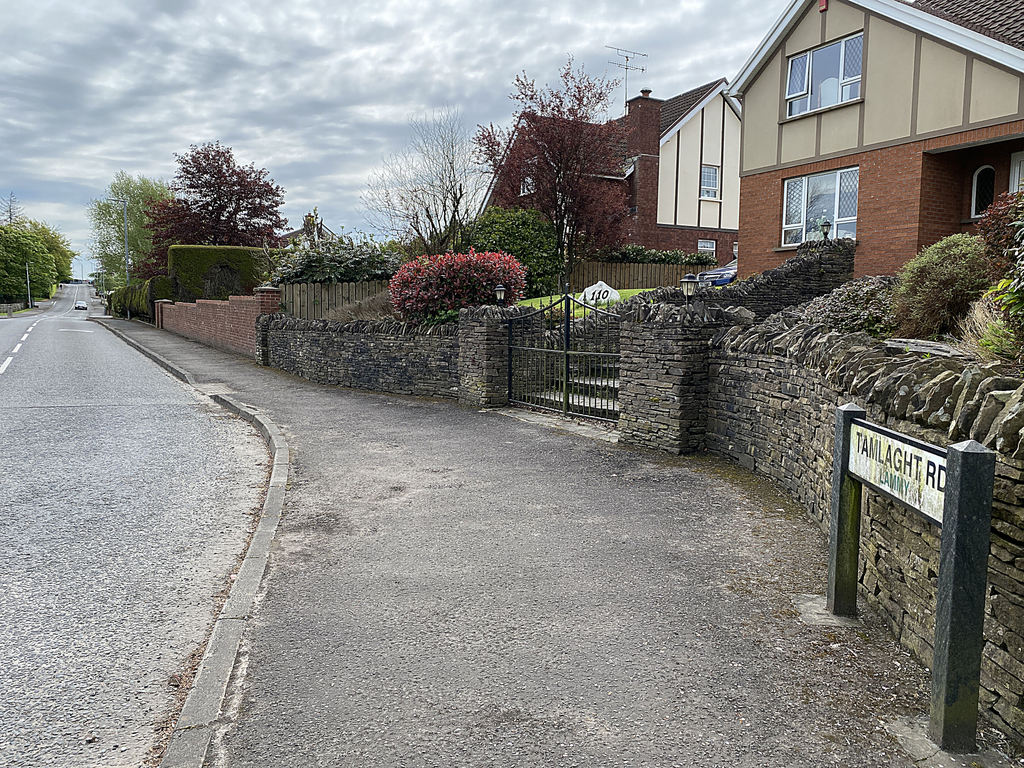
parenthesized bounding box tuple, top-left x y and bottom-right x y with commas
(569, 262, 708, 292)
(280, 280, 388, 319)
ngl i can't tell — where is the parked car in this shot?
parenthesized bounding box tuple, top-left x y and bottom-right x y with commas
(74, 301, 88, 310)
(698, 258, 737, 287)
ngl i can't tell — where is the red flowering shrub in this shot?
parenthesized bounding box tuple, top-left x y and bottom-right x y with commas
(976, 190, 1024, 275)
(389, 249, 526, 322)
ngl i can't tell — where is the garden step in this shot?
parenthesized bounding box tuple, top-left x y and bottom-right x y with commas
(568, 375, 619, 390)
(533, 389, 620, 416)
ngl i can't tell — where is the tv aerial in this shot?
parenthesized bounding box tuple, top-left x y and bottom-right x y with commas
(606, 45, 648, 114)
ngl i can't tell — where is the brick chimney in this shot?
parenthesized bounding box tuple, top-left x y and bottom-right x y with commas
(625, 89, 662, 157)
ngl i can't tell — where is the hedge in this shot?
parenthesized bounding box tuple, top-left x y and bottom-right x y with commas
(168, 245, 264, 302)
(109, 275, 174, 319)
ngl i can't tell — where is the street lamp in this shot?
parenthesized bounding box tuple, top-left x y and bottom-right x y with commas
(495, 284, 506, 306)
(108, 197, 130, 319)
(820, 219, 832, 242)
(679, 273, 699, 300)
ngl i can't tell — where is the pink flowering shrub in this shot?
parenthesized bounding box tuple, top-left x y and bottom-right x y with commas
(389, 249, 527, 322)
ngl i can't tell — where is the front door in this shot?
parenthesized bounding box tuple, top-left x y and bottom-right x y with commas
(1011, 152, 1024, 194)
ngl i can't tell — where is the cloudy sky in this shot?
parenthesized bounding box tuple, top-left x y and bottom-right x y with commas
(2, 0, 785, 273)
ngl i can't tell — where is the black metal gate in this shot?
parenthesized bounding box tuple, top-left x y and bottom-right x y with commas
(508, 291, 620, 422)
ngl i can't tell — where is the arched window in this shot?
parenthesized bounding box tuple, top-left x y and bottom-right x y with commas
(972, 166, 995, 218)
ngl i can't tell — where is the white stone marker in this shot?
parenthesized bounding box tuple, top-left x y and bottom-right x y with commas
(580, 281, 620, 306)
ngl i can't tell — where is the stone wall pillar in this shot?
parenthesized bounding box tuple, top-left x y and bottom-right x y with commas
(254, 285, 282, 315)
(618, 302, 753, 454)
(458, 306, 514, 407)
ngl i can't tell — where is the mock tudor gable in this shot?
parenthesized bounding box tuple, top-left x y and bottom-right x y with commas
(730, 0, 1024, 276)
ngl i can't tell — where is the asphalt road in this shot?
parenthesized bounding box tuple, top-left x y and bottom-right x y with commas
(0, 286, 268, 767)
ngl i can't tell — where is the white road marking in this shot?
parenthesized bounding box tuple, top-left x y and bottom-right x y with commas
(20, 334, 27, 341)
(0, 357, 11, 374)
(58, 329, 93, 333)
(12, 343, 21, 353)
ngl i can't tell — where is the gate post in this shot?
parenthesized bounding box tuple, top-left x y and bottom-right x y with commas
(827, 403, 865, 617)
(928, 439, 995, 753)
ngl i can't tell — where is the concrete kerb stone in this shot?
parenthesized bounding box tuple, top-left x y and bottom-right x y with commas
(90, 318, 290, 768)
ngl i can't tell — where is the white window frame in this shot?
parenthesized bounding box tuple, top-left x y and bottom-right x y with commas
(699, 165, 720, 200)
(786, 33, 863, 118)
(697, 239, 717, 258)
(971, 165, 996, 218)
(781, 167, 859, 246)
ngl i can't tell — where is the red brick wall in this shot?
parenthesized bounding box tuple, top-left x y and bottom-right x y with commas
(740, 120, 1024, 277)
(156, 288, 281, 359)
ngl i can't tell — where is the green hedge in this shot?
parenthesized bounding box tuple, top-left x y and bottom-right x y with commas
(168, 245, 264, 302)
(109, 275, 174, 319)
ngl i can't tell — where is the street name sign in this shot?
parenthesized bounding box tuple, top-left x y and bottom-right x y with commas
(847, 420, 946, 524)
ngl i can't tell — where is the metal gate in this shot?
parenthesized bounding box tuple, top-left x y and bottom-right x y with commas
(508, 291, 620, 422)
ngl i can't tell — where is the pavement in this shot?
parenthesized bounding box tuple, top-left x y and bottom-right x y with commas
(84, 318, 1020, 767)
(0, 287, 267, 767)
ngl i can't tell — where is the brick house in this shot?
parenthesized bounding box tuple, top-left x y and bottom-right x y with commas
(729, 0, 1024, 277)
(483, 79, 742, 265)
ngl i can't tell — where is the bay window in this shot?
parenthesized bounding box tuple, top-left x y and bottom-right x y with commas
(782, 167, 859, 245)
(786, 33, 863, 117)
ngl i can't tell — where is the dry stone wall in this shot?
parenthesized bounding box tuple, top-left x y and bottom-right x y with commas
(705, 311, 1024, 742)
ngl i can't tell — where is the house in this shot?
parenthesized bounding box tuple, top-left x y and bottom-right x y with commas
(483, 79, 742, 265)
(729, 0, 1024, 277)
(620, 80, 742, 264)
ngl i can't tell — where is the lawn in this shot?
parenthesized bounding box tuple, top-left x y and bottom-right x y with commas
(518, 287, 654, 311)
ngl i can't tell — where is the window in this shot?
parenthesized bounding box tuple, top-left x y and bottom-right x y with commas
(700, 165, 720, 199)
(786, 34, 863, 117)
(519, 176, 535, 196)
(971, 166, 995, 218)
(782, 167, 859, 245)
(697, 239, 717, 258)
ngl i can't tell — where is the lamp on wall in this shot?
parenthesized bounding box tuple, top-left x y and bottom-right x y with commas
(495, 284, 506, 306)
(679, 273, 699, 300)
(820, 219, 832, 241)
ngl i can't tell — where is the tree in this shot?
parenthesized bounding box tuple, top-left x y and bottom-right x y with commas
(2, 192, 24, 227)
(88, 172, 171, 287)
(475, 58, 628, 281)
(469, 206, 559, 297)
(363, 107, 487, 257)
(0, 225, 57, 302)
(26, 220, 76, 284)
(146, 141, 287, 277)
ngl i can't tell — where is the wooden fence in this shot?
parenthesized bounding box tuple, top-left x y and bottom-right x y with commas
(280, 280, 388, 320)
(569, 261, 714, 292)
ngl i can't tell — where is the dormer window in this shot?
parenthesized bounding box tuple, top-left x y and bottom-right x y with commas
(786, 33, 863, 117)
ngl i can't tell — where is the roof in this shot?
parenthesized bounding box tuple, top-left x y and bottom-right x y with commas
(904, 0, 1024, 52)
(730, 0, 1024, 95)
(659, 79, 726, 135)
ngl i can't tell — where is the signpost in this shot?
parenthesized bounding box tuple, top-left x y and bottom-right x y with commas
(828, 403, 995, 753)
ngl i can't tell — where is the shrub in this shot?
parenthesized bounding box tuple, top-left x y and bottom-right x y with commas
(168, 244, 264, 302)
(389, 249, 526, 322)
(602, 244, 718, 267)
(892, 234, 992, 339)
(109, 275, 174, 319)
(988, 219, 1024, 356)
(470, 207, 559, 298)
(272, 229, 402, 285)
(955, 297, 1019, 363)
(976, 190, 1024, 273)
(797, 276, 897, 338)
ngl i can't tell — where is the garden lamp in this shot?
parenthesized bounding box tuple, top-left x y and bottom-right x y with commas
(495, 284, 506, 305)
(680, 274, 699, 299)
(820, 219, 832, 241)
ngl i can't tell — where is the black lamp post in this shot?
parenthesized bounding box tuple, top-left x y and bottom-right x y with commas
(820, 219, 832, 242)
(495, 284, 506, 306)
(679, 273, 699, 300)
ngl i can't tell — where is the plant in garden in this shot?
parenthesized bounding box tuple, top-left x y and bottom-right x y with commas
(470, 206, 558, 297)
(976, 190, 1024, 274)
(389, 249, 526, 322)
(797, 276, 898, 338)
(475, 58, 628, 283)
(604, 244, 718, 267)
(892, 234, 993, 339)
(272, 211, 402, 284)
(988, 217, 1024, 357)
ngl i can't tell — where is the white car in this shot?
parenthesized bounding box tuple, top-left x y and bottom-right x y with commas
(74, 301, 88, 310)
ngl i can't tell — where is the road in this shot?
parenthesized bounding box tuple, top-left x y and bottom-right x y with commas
(0, 286, 268, 767)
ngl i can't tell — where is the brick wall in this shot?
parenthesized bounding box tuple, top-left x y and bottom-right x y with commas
(740, 120, 1024, 277)
(155, 287, 280, 359)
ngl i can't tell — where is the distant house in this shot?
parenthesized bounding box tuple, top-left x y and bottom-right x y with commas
(729, 0, 1024, 276)
(483, 79, 742, 265)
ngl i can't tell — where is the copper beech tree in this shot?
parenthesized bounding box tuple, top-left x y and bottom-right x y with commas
(475, 59, 628, 285)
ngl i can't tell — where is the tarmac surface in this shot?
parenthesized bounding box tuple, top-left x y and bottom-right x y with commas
(96, 318, 957, 768)
(0, 288, 267, 767)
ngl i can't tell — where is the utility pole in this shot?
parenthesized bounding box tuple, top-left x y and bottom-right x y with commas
(25, 261, 32, 309)
(109, 198, 130, 320)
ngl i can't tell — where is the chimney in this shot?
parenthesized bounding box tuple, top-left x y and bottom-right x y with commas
(625, 89, 661, 156)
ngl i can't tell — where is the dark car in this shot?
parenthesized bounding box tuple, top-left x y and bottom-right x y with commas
(74, 301, 88, 310)
(698, 258, 737, 287)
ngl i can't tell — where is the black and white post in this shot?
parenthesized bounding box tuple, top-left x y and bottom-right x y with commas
(827, 402, 864, 617)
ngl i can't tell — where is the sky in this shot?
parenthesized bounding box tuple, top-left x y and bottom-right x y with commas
(1, 0, 786, 275)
